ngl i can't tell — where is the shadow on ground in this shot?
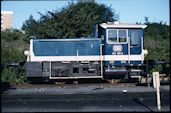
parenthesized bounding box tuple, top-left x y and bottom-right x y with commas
(1, 82, 11, 93)
(28, 78, 108, 84)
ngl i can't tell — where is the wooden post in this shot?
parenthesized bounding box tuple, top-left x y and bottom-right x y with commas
(153, 72, 161, 111)
(153, 72, 156, 88)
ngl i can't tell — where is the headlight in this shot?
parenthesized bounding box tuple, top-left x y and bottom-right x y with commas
(24, 50, 29, 56)
(143, 49, 148, 55)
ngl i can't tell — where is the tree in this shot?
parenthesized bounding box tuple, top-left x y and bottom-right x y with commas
(22, 15, 39, 38)
(144, 16, 150, 24)
(143, 18, 170, 61)
(22, 1, 119, 38)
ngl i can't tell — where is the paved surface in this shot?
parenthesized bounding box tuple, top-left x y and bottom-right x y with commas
(1, 85, 170, 112)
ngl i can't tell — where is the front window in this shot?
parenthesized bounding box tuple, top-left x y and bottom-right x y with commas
(119, 30, 126, 42)
(108, 29, 127, 43)
(108, 30, 117, 42)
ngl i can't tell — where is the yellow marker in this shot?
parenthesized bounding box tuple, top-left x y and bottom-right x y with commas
(112, 79, 114, 85)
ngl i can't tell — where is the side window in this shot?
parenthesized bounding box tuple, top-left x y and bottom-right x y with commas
(131, 31, 139, 46)
(108, 30, 117, 42)
(119, 30, 126, 42)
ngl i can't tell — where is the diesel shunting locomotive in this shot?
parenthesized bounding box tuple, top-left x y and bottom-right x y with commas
(5, 21, 161, 83)
(18, 21, 150, 82)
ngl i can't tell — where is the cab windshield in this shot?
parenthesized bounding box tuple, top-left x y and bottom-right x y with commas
(108, 29, 127, 43)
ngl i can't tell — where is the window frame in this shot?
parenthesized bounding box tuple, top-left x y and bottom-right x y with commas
(106, 29, 128, 44)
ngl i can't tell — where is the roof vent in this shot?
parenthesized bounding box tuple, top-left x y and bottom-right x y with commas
(113, 21, 119, 25)
(107, 21, 120, 25)
(119, 22, 129, 25)
(107, 22, 113, 25)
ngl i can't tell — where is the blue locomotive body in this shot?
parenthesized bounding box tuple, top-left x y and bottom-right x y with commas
(33, 38, 101, 56)
(23, 22, 148, 81)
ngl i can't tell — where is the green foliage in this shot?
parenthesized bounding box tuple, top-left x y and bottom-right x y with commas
(1, 67, 27, 83)
(1, 29, 29, 42)
(144, 23, 170, 41)
(144, 18, 170, 61)
(22, 1, 118, 38)
(1, 29, 29, 83)
(1, 46, 27, 65)
(149, 65, 163, 74)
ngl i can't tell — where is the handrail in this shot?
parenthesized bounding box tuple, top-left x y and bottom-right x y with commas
(141, 37, 143, 63)
(49, 61, 52, 79)
(100, 44, 104, 76)
(128, 37, 130, 63)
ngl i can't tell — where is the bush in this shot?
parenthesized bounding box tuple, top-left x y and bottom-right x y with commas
(1, 29, 29, 83)
(1, 67, 27, 83)
(144, 21, 170, 61)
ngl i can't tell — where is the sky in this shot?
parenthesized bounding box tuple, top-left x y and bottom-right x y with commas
(1, 0, 170, 30)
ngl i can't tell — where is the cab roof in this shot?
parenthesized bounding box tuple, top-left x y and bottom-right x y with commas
(100, 21, 147, 29)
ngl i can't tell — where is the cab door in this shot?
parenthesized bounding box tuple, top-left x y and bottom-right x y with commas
(128, 29, 142, 55)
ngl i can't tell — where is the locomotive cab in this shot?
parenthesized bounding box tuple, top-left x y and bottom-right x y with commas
(96, 21, 148, 80)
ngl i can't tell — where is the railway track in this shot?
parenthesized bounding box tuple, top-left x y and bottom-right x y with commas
(9, 75, 169, 89)
(140, 74, 170, 84)
(10, 81, 137, 89)
(1, 73, 168, 91)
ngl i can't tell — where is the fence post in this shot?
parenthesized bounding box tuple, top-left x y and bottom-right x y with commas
(153, 72, 156, 88)
(153, 72, 161, 111)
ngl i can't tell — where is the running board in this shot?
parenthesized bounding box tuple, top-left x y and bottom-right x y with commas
(49, 76, 103, 79)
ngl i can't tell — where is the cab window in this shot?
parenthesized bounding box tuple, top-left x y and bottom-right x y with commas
(108, 30, 117, 42)
(131, 31, 139, 46)
(108, 29, 127, 43)
(119, 30, 126, 42)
